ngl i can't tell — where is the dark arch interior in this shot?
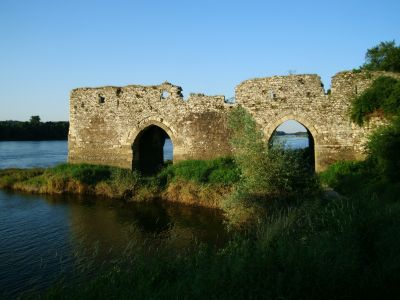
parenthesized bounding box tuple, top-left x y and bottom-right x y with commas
(132, 125, 173, 174)
(269, 120, 315, 171)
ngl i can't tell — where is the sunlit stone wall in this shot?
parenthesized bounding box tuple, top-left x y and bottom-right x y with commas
(68, 82, 234, 169)
(235, 71, 400, 171)
(69, 71, 399, 171)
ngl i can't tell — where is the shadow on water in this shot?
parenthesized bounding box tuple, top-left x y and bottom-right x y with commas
(0, 190, 229, 298)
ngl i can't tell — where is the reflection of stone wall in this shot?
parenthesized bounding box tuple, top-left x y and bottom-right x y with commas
(69, 71, 400, 172)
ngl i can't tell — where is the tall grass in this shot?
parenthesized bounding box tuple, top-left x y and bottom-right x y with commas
(0, 163, 143, 198)
(39, 186, 400, 299)
(157, 157, 240, 186)
(0, 159, 239, 207)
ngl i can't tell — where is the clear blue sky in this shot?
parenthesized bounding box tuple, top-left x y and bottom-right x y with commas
(1, 0, 399, 129)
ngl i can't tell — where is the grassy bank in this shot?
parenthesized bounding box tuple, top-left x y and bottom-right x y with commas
(0, 157, 239, 209)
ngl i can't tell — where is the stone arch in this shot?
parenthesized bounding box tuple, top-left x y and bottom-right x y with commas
(264, 113, 319, 171)
(264, 113, 318, 142)
(129, 117, 177, 146)
(129, 117, 177, 174)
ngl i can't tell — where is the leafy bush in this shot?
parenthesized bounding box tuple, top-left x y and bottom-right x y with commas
(319, 160, 368, 194)
(228, 106, 317, 198)
(224, 106, 319, 226)
(367, 117, 400, 181)
(351, 76, 399, 125)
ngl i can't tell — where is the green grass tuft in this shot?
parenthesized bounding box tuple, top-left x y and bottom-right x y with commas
(157, 157, 240, 185)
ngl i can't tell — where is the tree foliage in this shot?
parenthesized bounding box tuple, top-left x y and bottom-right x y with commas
(351, 76, 400, 125)
(362, 40, 400, 72)
(30, 115, 41, 124)
(0, 116, 69, 141)
(367, 117, 400, 181)
(349, 42, 400, 181)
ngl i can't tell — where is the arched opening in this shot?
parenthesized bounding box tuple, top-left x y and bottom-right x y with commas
(269, 120, 315, 170)
(132, 125, 174, 174)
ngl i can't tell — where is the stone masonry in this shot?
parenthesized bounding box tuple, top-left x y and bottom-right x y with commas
(68, 82, 234, 170)
(68, 71, 400, 172)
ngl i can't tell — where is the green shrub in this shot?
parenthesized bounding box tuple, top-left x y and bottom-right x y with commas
(320, 160, 366, 194)
(351, 76, 399, 125)
(224, 106, 319, 226)
(228, 106, 317, 198)
(367, 117, 400, 181)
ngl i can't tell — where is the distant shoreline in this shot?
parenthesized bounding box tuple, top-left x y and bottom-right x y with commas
(273, 131, 308, 137)
(0, 118, 68, 141)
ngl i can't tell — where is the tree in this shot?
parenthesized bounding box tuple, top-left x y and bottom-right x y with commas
(362, 40, 400, 72)
(29, 115, 41, 125)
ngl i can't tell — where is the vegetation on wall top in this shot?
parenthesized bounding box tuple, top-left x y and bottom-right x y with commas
(351, 76, 400, 125)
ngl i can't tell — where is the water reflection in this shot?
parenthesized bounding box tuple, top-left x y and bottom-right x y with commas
(0, 191, 228, 298)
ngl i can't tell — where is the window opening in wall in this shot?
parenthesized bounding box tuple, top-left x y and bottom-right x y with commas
(269, 119, 315, 171)
(269, 90, 276, 100)
(161, 90, 170, 100)
(225, 97, 236, 104)
(98, 95, 105, 104)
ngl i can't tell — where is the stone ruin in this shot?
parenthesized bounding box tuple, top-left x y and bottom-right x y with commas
(68, 70, 399, 173)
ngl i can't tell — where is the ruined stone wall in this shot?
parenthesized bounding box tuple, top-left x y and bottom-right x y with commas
(68, 82, 234, 169)
(69, 70, 399, 172)
(235, 71, 400, 171)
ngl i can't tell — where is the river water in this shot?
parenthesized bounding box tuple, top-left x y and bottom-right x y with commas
(271, 134, 309, 149)
(0, 140, 224, 298)
(0, 136, 308, 298)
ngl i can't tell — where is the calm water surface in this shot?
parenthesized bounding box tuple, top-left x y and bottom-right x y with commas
(0, 140, 174, 169)
(271, 135, 309, 149)
(0, 141, 68, 169)
(0, 190, 227, 298)
(0, 140, 223, 298)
